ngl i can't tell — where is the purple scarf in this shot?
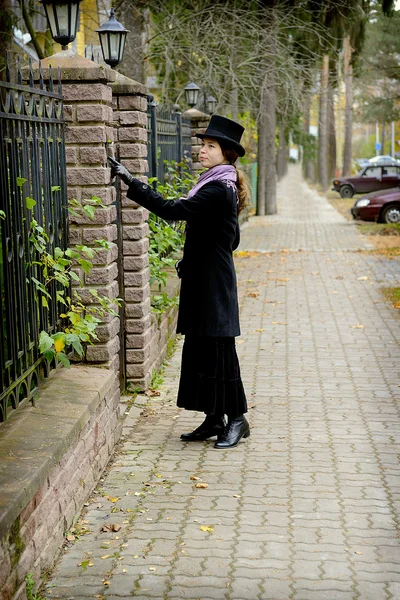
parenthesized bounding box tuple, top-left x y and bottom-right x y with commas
(187, 164, 237, 198)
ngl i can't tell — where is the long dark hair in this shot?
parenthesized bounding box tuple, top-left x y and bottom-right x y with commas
(220, 146, 251, 214)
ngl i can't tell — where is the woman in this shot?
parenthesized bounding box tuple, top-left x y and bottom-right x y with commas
(110, 114, 250, 449)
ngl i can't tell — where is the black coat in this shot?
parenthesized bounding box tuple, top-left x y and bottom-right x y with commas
(127, 179, 241, 337)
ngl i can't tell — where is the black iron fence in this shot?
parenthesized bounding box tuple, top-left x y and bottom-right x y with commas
(0, 56, 68, 422)
(147, 101, 192, 184)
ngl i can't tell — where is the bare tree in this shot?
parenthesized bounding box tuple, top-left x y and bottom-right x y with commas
(328, 58, 337, 180)
(277, 122, 288, 180)
(342, 35, 353, 175)
(318, 54, 329, 189)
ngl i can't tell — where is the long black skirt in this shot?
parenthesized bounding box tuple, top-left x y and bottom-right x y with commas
(177, 336, 247, 418)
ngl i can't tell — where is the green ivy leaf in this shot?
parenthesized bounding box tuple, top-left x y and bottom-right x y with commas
(70, 271, 81, 282)
(82, 205, 95, 220)
(51, 185, 61, 192)
(78, 259, 93, 274)
(43, 349, 55, 362)
(26, 197, 36, 210)
(16, 177, 27, 187)
(57, 352, 70, 368)
(65, 248, 80, 259)
(39, 331, 54, 353)
(68, 207, 80, 218)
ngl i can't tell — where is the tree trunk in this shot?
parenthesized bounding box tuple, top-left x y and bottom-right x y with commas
(259, 73, 277, 215)
(342, 36, 353, 176)
(118, 6, 146, 83)
(257, 74, 277, 215)
(381, 123, 386, 155)
(303, 93, 314, 180)
(328, 82, 337, 180)
(230, 19, 239, 121)
(0, 0, 14, 79)
(257, 8, 277, 216)
(277, 122, 287, 180)
(318, 54, 329, 190)
(257, 110, 267, 216)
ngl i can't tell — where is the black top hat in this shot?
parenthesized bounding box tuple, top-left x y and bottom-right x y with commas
(197, 114, 245, 157)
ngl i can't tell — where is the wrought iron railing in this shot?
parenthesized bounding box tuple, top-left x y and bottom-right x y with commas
(0, 54, 68, 422)
(147, 102, 193, 183)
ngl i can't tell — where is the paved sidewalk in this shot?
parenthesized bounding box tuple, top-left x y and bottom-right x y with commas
(45, 168, 400, 600)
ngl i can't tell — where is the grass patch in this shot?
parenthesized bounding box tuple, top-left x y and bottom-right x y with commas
(357, 223, 400, 236)
(382, 287, 400, 310)
(361, 247, 400, 258)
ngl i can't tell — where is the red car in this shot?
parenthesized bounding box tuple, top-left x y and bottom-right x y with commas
(333, 164, 400, 198)
(351, 188, 400, 223)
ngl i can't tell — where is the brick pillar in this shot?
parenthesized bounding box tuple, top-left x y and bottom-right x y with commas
(33, 51, 120, 372)
(182, 108, 210, 174)
(111, 73, 152, 390)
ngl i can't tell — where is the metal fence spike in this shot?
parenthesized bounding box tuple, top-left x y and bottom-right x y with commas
(5, 49, 10, 83)
(39, 61, 44, 90)
(17, 55, 22, 85)
(49, 64, 54, 92)
(58, 67, 62, 94)
(29, 58, 34, 88)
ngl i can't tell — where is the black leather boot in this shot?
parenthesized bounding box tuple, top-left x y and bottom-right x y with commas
(214, 415, 250, 449)
(181, 415, 226, 442)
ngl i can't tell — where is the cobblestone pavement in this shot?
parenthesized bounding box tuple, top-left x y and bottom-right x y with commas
(46, 168, 400, 600)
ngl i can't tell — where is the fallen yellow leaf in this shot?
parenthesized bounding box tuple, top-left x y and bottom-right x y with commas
(200, 525, 214, 532)
(195, 483, 209, 489)
(190, 476, 201, 481)
(105, 496, 120, 503)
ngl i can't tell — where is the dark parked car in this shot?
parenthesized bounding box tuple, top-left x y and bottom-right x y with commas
(351, 188, 400, 223)
(332, 164, 400, 198)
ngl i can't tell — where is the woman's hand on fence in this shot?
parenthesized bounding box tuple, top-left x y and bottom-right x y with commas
(108, 157, 134, 185)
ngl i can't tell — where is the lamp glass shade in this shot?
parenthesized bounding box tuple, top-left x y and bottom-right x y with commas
(184, 82, 200, 107)
(97, 9, 129, 67)
(41, 0, 81, 46)
(206, 95, 217, 114)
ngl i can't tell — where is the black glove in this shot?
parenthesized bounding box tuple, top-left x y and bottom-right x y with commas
(108, 156, 134, 186)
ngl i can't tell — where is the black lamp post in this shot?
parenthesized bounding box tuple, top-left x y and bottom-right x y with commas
(184, 82, 200, 108)
(40, 0, 82, 50)
(206, 95, 217, 115)
(96, 8, 129, 68)
(184, 81, 216, 114)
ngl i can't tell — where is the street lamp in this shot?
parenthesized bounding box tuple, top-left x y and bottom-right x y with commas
(184, 81, 216, 114)
(184, 82, 200, 108)
(206, 95, 217, 115)
(96, 8, 129, 68)
(40, 0, 82, 50)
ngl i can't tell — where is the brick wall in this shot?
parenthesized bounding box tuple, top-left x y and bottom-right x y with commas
(112, 75, 153, 390)
(182, 108, 210, 174)
(0, 367, 120, 600)
(63, 75, 120, 372)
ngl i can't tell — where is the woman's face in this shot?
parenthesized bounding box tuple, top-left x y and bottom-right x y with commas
(199, 138, 227, 169)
